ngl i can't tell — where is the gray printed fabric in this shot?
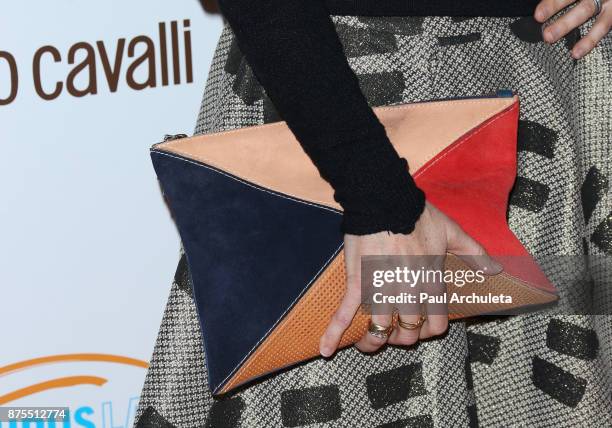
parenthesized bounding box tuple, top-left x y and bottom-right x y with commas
(135, 15, 612, 428)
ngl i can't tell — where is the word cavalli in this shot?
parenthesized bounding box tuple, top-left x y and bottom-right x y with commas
(0, 20, 193, 105)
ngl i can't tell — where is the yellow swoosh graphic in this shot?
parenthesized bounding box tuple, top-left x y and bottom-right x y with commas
(0, 353, 149, 377)
(0, 376, 108, 405)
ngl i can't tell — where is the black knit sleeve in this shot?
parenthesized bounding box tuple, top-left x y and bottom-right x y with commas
(216, 0, 426, 235)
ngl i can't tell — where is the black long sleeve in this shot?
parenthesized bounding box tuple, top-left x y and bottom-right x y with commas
(217, 0, 426, 235)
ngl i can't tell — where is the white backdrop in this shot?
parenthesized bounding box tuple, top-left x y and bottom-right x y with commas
(0, 1, 222, 426)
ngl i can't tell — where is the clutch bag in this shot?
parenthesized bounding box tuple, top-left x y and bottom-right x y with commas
(150, 91, 558, 395)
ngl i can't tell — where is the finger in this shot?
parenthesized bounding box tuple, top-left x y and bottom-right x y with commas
(388, 263, 424, 346)
(535, 0, 575, 22)
(319, 289, 361, 357)
(355, 313, 393, 353)
(419, 259, 448, 339)
(419, 314, 449, 339)
(572, 11, 612, 58)
(543, 0, 599, 43)
(320, 235, 363, 357)
(444, 220, 503, 275)
(388, 280, 423, 346)
(319, 235, 361, 357)
(419, 284, 448, 339)
(389, 313, 422, 346)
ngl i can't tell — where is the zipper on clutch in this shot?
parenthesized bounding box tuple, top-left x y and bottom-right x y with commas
(163, 133, 188, 142)
(152, 133, 188, 148)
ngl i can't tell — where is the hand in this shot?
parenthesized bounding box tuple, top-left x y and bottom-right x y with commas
(318, 202, 503, 357)
(535, 0, 611, 59)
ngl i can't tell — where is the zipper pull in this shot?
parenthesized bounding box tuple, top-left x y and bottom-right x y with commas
(162, 133, 188, 142)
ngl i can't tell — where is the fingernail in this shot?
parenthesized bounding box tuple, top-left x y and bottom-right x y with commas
(485, 259, 503, 274)
(543, 30, 551, 43)
(544, 29, 556, 43)
(320, 347, 332, 357)
(572, 47, 584, 59)
(536, 7, 547, 21)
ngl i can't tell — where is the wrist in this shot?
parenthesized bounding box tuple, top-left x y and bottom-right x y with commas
(338, 157, 426, 235)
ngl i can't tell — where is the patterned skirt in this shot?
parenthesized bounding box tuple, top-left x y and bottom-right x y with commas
(135, 14, 612, 428)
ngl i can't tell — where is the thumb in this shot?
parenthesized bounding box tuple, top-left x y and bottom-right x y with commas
(445, 220, 503, 275)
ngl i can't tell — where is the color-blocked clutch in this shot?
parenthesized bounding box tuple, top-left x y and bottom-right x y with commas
(150, 92, 558, 395)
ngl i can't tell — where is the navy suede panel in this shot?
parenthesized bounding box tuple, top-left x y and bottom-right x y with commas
(151, 150, 344, 392)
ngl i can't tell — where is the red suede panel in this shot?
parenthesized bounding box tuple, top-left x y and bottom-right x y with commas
(414, 101, 556, 293)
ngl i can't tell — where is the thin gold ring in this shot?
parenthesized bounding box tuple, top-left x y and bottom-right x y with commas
(368, 321, 393, 339)
(398, 315, 427, 330)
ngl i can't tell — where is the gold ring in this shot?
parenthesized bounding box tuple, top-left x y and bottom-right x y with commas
(398, 315, 427, 330)
(368, 321, 393, 339)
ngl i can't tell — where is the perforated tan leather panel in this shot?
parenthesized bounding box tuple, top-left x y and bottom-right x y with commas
(219, 253, 557, 393)
(444, 255, 558, 318)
